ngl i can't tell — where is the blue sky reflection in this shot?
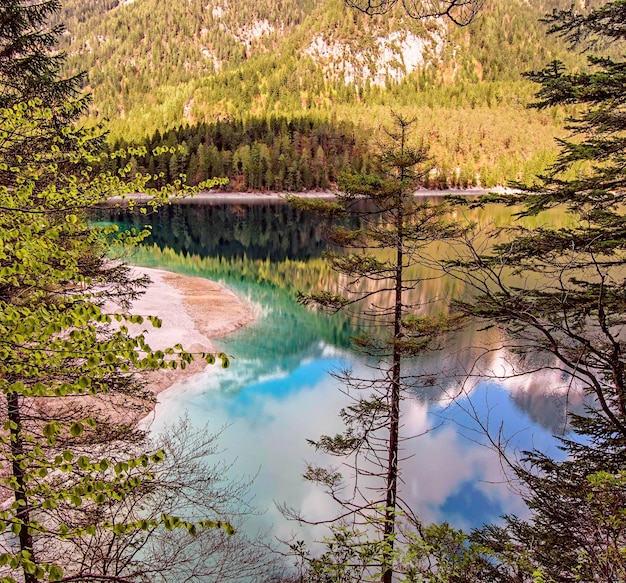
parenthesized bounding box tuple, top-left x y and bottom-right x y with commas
(147, 347, 561, 541)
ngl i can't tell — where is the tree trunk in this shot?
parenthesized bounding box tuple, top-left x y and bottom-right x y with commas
(7, 393, 37, 583)
(382, 192, 404, 583)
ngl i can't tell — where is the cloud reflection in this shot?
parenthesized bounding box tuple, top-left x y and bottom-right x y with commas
(147, 348, 559, 543)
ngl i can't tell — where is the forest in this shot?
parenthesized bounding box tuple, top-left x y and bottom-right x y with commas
(108, 116, 372, 192)
(57, 0, 584, 189)
(2, 0, 626, 582)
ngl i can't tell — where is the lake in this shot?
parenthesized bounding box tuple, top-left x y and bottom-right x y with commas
(99, 197, 579, 545)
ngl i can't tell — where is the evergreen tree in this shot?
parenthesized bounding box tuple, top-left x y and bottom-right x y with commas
(0, 0, 96, 183)
(0, 0, 84, 108)
(287, 115, 464, 583)
(446, 2, 626, 580)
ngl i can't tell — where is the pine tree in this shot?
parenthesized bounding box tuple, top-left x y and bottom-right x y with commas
(0, 0, 96, 184)
(446, 2, 626, 580)
(287, 115, 464, 583)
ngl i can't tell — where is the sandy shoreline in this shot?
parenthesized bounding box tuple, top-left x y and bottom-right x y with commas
(31, 267, 254, 431)
(127, 266, 255, 395)
(26, 266, 255, 442)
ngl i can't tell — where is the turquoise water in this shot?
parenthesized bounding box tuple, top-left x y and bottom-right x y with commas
(102, 200, 576, 542)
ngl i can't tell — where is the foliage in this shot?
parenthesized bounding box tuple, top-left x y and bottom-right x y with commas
(289, 520, 499, 583)
(443, 1, 626, 581)
(48, 417, 282, 582)
(0, 99, 230, 583)
(0, 3, 236, 580)
(286, 115, 466, 583)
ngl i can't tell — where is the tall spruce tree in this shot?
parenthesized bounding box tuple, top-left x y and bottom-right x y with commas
(287, 116, 464, 583)
(443, 2, 626, 580)
(0, 0, 96, 184)
(0, 0, 88, 106)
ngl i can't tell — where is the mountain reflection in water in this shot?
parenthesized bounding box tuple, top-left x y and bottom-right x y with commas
(99, 198, 581, 535)
(101, 198, 330, 261)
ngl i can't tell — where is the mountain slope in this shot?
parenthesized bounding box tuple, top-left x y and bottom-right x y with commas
(57, 0, 577, 127)
(54, 0, 597, 186)
(56, 0, 316, 120)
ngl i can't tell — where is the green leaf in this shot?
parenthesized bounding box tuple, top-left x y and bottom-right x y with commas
(48, 565, 63, 581)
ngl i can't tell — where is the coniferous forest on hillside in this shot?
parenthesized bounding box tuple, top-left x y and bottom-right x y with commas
(57, 0, 595, 189)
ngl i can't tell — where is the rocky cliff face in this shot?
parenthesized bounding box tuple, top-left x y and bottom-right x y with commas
(305, 27, 445, 86)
